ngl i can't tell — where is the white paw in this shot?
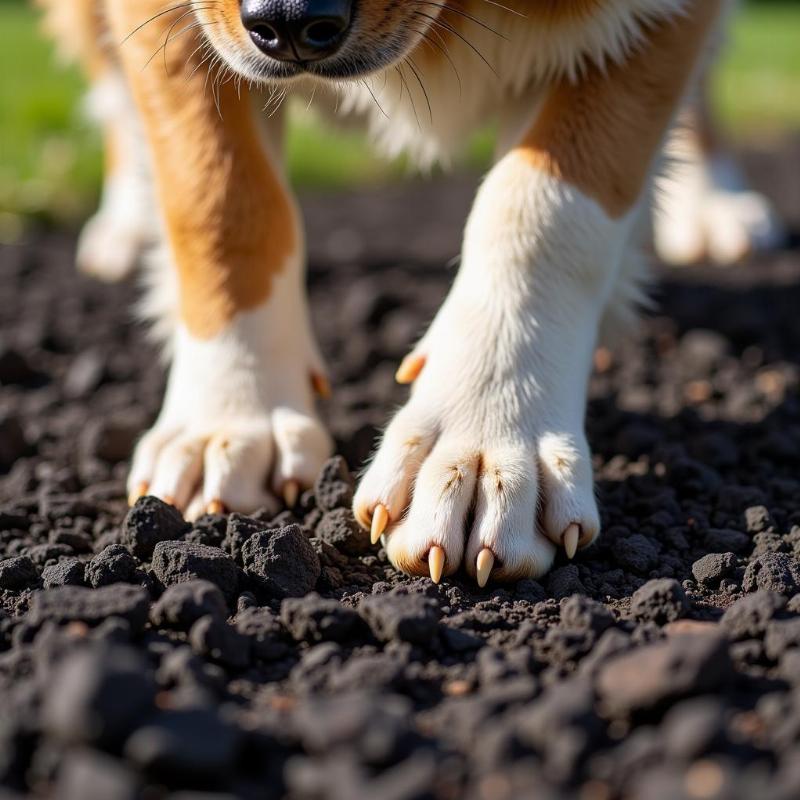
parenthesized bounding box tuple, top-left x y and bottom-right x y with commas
(77, 211, 150, 283)
(353, 299, 600, 586)
(655, 155, 784, 267)
(128, 305, 332, 520)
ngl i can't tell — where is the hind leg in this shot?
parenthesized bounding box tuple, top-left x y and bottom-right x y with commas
(77, 70, 157, 282)
(654, 77, 784, 266)
(37, 0, 157, 280)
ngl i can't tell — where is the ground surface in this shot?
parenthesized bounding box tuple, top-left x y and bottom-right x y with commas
(2, 160, 800, 799)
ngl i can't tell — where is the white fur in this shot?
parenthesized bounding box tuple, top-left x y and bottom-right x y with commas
(128, 255, 331, 518)
(655, 121, 784, 265)
(78, 71, 158, 282)
(339, 0, 688, 168)
(355, 137, 640, 578)
(120, 0, 717, 580)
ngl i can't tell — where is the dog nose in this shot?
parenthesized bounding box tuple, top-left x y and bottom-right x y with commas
(241, 0, 352, 62)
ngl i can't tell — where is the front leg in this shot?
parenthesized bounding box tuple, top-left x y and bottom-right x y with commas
(107, 1, 331, 516)
(355, 1, 723, 584)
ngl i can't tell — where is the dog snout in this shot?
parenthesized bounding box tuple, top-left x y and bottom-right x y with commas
(241, 0, 352, 63)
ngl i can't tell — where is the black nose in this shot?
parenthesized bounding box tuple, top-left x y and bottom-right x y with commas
(241, 0, 352, 63)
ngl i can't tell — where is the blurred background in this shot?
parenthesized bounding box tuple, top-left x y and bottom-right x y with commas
(1, 0, 799, 244)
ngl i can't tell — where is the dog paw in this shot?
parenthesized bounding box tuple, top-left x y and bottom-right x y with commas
(354, 311, 599, 586)
(655, 156, 784, 267)
(77, 211, 150, 282)
(128, 318, 332, 520)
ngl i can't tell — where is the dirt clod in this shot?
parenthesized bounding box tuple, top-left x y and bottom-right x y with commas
(241, 525, 321, 599)
(630, 578, 689, 624)
(151, 540, 238, 602)
(2, 181, 800, 797)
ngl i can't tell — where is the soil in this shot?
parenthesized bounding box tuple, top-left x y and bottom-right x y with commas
(2, 145, 800, 799)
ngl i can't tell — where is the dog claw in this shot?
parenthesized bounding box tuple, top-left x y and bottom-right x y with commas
(563, 524, 580, 560)
(128, 482, 149, 507)
(371, 503, 389, 545)
(311, 372, 332, 399)
(395, 354, 426, 385)
(428, 545, 445, 584)
(283, 480, 299, 508)
(206, 499, 226, 515)
(476, 548, 495, 588)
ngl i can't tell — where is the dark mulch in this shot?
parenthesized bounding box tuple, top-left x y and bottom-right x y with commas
(2, 166, 800, 799)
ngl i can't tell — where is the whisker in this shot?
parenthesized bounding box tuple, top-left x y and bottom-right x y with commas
(477, 0, 526, 17)
(361, 78, 388, 118)
(121, 1, 220, 45)
(412, 0, 508, 40)
(306, 82, 318, 111)
(410, 17, 462, 94)
(141, 8, 216, 74)
(187, 40, 216, 81)
(405, 56, 433, 124)
(416, 10, 497, 76)
(395, 65, 421, 130)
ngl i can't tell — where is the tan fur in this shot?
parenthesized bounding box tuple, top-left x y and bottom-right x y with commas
(517, 0, 722, 218)
(36, 0, 109, 76)
(525, 0, 606, 21)
(104, 0, 298, 339)
(40, 0, 711, 330)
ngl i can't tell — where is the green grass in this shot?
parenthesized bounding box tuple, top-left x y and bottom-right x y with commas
(0, 2, 103, 227)
(715, 2, 800, 132)
(1, 0, 799, 231)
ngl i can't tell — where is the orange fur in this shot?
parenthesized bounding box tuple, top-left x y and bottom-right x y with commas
(35, 0, 109, 77)
(516, 0, 722, 217)
(523, 0, 607, 22)
(105, 0, 298, 339)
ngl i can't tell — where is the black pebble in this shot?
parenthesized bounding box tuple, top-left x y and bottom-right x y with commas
(189, 615, 251, 670)
(281, 593, 362, 643)
(85, 544, 138, 588)
(315, 508, 371, 555)
(150, 579, 229, 630)
(151, 541, 239, 602)
(358, 590, 441, 645)
(42, 644, 156, 747)
(122, 496, 189, 559)
(630, 578, 689, 624)
(241, 525, 321, 599)
(0, 555, 38, 590)
(41, 558, 86, 589)
(124, 708, 242, 778)
(691, 552, 737, 587)
(314, 457, 355, 512)
(28, 585, 151, 633)
(742, 552, 800, 596)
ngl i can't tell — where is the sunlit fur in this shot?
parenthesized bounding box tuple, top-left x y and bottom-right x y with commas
(38, 0, 730, 582)
(197, 0, 690, 165)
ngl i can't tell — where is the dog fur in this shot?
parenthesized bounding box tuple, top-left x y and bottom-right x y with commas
(40, 0, 742, 583)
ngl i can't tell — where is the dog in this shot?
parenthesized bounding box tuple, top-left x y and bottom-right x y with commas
(40, 0, 760, 586)
(655, 72, 784, 266)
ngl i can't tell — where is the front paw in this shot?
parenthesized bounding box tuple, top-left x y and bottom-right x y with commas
(353, 334, 600, 586)
(129, 410, 330, 520)
(128, 323, 332, 520)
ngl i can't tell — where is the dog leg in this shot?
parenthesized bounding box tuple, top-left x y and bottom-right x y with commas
(106, 0, 331, 517)
(77, 69, 157, 282)
(36, 0, 156, 280)
(654, 77, 784, 266)
(355, 0, 723, 584)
